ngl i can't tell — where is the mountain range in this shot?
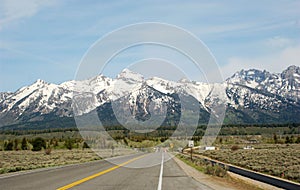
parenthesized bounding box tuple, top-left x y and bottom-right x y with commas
(0, 65, 299, 130)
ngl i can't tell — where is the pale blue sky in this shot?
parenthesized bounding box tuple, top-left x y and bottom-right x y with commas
(0, 0, 300, 91)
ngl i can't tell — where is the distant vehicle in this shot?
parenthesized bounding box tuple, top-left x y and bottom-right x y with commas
(243, 146, 254, 150)
(204, 146, 216, 150)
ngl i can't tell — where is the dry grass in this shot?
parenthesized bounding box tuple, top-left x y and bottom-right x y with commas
(0, 149, 100, 174)
(176, 154, 264, 190)
(201, 144, 300, 183)
(0, 148, 135, 174)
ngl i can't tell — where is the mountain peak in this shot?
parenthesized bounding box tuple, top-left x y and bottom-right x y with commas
(31, 79, 50, 88)
(281, 65, 300, 83)
(117, 69, 144, 82)
(0, 65, 300, 128)
(282, 65, 300, 75)
(227, 68, 270, 85)
(35, 79, 46, 84)
(285, 65, 299, 71)
(178, 77, 190, 83)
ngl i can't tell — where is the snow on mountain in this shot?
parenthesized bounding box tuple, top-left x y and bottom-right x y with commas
(0, 79, 73, 120)
(227, 69, 271, 89)
(117, 68, 144, 83)
(226, 65, 300, 102)
(0, 92, 13, 103)
(145, 76, 216, 109)
(181, 81, 213, 107)
(0, 65, 299, 128)
(60, 74, 112, 94)
(146, 77, 178, 94)
(279, 65, 300, 100)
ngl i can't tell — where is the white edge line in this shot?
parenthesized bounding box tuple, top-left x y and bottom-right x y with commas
(157, 152, 164, 190)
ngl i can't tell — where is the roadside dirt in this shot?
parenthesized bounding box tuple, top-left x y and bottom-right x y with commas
(173, 156, 283, 190)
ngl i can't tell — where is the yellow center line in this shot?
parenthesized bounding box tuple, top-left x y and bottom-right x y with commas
(57, 154, 147, 190)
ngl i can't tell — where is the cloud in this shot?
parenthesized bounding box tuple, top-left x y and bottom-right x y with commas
(221, 45, 300, 79)
(265, 36, 293, 48)
(0, 0, 58, 29)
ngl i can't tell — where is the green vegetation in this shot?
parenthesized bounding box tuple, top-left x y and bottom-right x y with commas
(0, 123, 299, 178)
(219, 124, 300, 136)
(21, 137, 27, 150)
(1, 137, 90, 152)
(4, 141, 13, 151)
(176, 154, 205, 172)
(205, 164, 227, 177)
(1, 123, 299, 136)
(64, 138, 74, 150)
(176, 154, 228, 177)
(32, 137, 46, 151)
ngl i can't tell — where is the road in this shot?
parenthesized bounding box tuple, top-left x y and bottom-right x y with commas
(0, 151, 213, 190)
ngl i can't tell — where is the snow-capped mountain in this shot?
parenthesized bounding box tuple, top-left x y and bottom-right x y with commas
(0, 92, 13, 103)
(227, 65, 300, 102)
(0, 66, 299, 129)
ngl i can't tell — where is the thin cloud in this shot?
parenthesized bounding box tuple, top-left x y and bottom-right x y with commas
(0, 0, 58, 30)
(222, 45, 300, 79)
(265, 36, 293, 48)
(0, 1, 300, 91)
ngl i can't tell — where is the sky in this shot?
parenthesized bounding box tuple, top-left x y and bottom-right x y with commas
(0, 0, 300, 92)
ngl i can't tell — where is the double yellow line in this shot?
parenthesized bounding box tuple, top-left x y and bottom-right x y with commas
(57, 154, 146, 190)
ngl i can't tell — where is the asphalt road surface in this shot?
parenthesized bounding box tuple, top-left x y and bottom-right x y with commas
(0, 151, 213, 190)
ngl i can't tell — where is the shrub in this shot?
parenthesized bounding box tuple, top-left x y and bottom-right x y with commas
(32, 137, 46, 151)
(21, 137, 27, 150)
(205, 164, 227, 177)
(201, 144, 300, 182)
(231, 145, 240, 151)
(14, 139, 19, 151)
(64, 138, 74, 150)
(50, 137, 58, 147)
(205, 165, 215, 175)
(45, 148, 52, 155)
(4, 141, 13, 151)
(215, 165, 227, 177)
(82, 142, 89, 149)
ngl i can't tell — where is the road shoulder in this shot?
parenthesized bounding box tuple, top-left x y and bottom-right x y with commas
(173, 155, 277, 190)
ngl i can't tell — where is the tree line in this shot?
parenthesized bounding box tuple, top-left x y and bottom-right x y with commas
(2, 137, 89, 152)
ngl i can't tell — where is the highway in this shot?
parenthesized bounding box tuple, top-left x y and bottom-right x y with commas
(0, 151, 212, 190)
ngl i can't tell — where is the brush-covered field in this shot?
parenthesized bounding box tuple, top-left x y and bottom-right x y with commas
(0, 148, 138, 174)
(0, 149, 100, 174)
(200, 144, 300, 183)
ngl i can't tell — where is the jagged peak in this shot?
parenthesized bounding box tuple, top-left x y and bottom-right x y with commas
(233, 68, 268, 77)
(117, 68, 144, 81)
(178, 77, 191, 83)
(282, 65, 300, 74)
(281, 65, 300, 80)
(34, 79, 47, 84)
(29, 79, 53, 89)
(90, 74, 110, 82)
(227, 68, 270, 83)
(285, 65, 299, 70)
